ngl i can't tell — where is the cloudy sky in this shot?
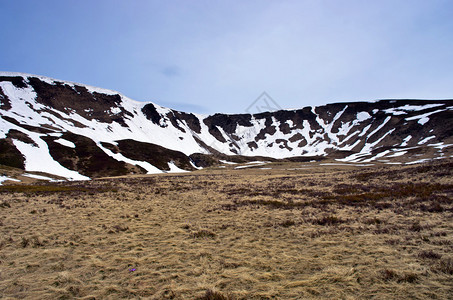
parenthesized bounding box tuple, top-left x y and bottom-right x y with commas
(1, 0, 452, 114)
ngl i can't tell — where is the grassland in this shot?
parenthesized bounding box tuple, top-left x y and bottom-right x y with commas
(0, 159, 452, 299)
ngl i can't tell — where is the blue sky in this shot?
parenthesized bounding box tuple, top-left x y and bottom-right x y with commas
(1, 0, 453, 114)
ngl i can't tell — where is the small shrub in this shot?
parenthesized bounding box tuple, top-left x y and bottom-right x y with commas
(382, 269, 398, 281)
(32, 236, 45, 247)
(279, 220, 296, 228)
(192, 229, 216, 239)
(109, 224, 129, 233)
(420, 203, 444, 213)
(21, 237, 30, 248)
(432, 231, 447, 237)
(385, 239, 400, 245)
(312, 215, 345, 226)
(67, 285, 81, 297)
(198, 289, 235, 300)
(364, 217, 382, 225)
(374, 202, 392, 210)
(409, 222, 423, 232)
(0, 201, 11, 208)
(398, 272, 419, 283)
(418, 250, 442, 260)
(381, 269, 419, 283)
(437, 258, 453, 275)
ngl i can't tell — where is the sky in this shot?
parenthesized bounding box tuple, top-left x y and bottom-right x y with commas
(1, 0, 453, 114)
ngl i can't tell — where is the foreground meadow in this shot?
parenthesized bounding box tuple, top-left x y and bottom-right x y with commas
(0, 160, 452, 299)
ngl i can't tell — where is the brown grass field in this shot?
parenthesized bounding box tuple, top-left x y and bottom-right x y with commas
(0, 159, 452, 299)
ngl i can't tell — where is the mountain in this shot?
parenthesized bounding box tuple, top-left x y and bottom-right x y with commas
(1, 72, 452, 180)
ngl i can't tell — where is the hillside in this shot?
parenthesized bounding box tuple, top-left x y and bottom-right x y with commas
(0, 72, 452, 179)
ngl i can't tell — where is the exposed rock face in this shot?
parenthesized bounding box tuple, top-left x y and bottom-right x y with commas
(0, 73, 452, 179)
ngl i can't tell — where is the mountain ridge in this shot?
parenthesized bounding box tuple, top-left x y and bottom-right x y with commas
(1, 72, 452, 180)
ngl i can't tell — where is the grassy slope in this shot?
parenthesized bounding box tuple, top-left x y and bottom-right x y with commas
(0, 160, 452, 299)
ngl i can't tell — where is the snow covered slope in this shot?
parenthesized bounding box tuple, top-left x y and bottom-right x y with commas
(1, 72, 452, 179)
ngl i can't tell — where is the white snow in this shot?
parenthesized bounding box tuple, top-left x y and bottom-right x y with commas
(23, 173, 57, 181)
(427, 143, 453, 150)
(362, 150, 392, 162)
(358, 124, 372, 137)
(97, 143, 162, 174)
(12, 135, 90, 181)
(367, 116, 391, 139)
(167, 161, 189, 173)
(357, 112, 372, 122)
(386, 151, 407, 158)
(109, 107, 122, 115)
(361, 128, 395, 153)
(406, 158, 433, 165)
(398, 104, 444, 111)
(418, 117, 429, 125)
(189, 161, 203, 170)
(235, 163, 267, 169)
(418, 136, 436, 145)
(319, 163, 373, 167)
(401, 135, 412, 147)
(0, 176, 21, 185)
(0, 71, 121, 96)
(406, 109, 445, 124)
(383, 108, 406, 116)
(54, 138, 76, 148)
(384, 104, 444, 115)
(219, 160, 237, 165)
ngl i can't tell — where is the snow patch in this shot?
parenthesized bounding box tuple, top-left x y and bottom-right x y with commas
(109, 107, 122, 115)
(0, 176, 21, 185)
(428, 143, 453, 150)
(12, 132, 89, 180)
(54, 138, 76, 148)
(418, 136, 436, 145)
(386, 151, 407, 158)
(23, 173, 60, 181)
(401, 135, 412, 147)
(235, 163, 268, 169)
(357, 112, 372, 122)
(189, 161, 202, 170)
(418, 117, 429, 125)
(406, 109, 445, 124)
(406, 158, 433, 165)
(367, 116, 391, 139)
(398, 104, 444, 111)
(97, 143, 162, 174)
(219, 160, 237, 165)
(167, 161, 189, 173)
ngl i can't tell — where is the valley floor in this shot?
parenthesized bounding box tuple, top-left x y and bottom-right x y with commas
(0, 160, 452, 299)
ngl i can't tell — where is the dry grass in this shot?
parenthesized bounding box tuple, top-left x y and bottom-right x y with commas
(0, 159, 452, 299)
